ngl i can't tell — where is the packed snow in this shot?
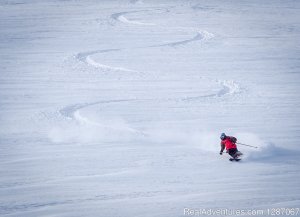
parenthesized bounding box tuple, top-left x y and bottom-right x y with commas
(0, 0, 300, 216)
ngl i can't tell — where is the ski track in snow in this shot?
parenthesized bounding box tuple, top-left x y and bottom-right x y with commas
(152, 30, 214, 47)
(76, 49, 138, 72)
(59, 79, 241, 134)
(2, 1, 300, 216)
(75, 49, 121, 62)
(111, 11, 156, 26)
(110, 8, 170, 26)
(182, 80, 241, 101)
(59, 99, 134, 120)
(59, 99, 146, 135)
(70, 8, 241, 131)
(85, 55, 138, 72)
(75, 31, 214, 71)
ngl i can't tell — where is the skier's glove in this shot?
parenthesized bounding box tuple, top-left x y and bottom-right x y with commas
(219, 151, 223, 155)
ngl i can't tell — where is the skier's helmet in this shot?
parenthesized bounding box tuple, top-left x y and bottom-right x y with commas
(220, 133, 226, 140)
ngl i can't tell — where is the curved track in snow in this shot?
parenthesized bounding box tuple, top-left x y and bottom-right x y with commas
(182, 80, 241, 101)
(110, 8, 170, 26)
(69, 7, 242, 132)
(59, 79, 241, 132)
(3, 2, 300, 217)
(75, 29, 214, 71)
(111, 11, 156, 26)
(152, 30, 214, 47)
(77, 8, 215, 72)
(75, 49, 138, 72)
(59, 99, 147, 136)
(75, 31, 214, 72)
(60, 99, 134, 120)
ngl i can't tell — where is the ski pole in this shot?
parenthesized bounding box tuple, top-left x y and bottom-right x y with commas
(237, 142, 258, 149)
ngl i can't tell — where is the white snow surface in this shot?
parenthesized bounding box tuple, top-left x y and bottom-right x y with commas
(1, 0, 300, 216)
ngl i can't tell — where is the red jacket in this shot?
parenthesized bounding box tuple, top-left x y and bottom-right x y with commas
(221, 137, 237, 150)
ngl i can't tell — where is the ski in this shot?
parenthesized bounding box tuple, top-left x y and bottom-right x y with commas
(229, 158, 241, 162)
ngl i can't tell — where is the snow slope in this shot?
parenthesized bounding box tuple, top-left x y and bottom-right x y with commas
(0, 0, 300, 216)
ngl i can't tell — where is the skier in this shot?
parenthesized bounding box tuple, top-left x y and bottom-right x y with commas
(219, 133, 241, 160)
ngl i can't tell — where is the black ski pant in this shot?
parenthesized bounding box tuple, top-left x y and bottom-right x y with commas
(228, 148, 238, 158)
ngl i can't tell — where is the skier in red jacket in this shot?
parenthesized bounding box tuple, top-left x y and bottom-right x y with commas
(219, 133, 240, 159)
